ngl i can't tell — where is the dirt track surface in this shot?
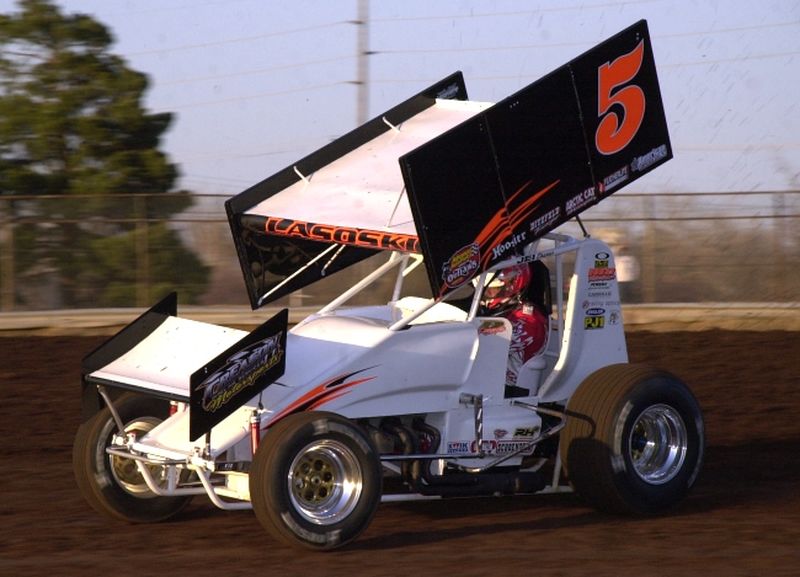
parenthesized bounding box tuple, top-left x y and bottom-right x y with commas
(2, 330, 799, 576)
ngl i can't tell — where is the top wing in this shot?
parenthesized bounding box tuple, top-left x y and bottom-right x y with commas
(226, 73, 472, 308)
(226, 20, 671, 308)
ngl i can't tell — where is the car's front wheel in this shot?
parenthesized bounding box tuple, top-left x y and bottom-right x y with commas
(249, 411, 381, 550)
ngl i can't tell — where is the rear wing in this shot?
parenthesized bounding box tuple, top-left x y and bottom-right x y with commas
(227, 19, 671, 307)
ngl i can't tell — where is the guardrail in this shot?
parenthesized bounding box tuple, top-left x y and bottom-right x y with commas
(1, 303, 797, 336)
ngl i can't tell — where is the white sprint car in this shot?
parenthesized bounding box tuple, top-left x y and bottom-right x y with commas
(74, 20, 704, 550)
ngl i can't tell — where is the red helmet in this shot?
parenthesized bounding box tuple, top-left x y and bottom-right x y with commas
(481, 264, 532, 311)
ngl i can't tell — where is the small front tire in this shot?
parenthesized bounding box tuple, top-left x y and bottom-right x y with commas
(250, 411, 382, 550)
(73, 393, 192, 523)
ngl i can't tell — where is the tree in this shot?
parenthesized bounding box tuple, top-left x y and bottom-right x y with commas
(0, 0, 208, 308)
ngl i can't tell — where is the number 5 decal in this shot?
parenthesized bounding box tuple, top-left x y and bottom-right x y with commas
(595, 40, 645, 156)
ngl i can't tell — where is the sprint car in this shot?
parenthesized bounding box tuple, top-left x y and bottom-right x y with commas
(74, 20, 704, 550)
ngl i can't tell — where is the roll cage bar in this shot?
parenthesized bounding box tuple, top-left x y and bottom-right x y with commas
(300, 232, 582, 340)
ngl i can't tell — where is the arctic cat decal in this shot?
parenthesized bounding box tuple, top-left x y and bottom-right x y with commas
(447, 439, 538, 456)
(264, 216, 420, 253)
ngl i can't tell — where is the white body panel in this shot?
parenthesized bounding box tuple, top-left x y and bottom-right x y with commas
(538, 239, 628, 402)
(89, 235, 629, 497)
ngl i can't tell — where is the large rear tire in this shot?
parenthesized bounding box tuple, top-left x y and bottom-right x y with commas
(560, 364, 704, 514)
(249, 411, 381, 550)
(73, 393, 192, 523)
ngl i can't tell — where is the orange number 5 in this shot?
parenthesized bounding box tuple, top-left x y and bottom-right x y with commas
(595, 40, 646, 156)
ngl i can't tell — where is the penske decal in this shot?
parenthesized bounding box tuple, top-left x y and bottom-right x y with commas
(264, 216, 420, 253)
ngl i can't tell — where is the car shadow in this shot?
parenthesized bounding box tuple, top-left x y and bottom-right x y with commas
(349, 436, 800, 551)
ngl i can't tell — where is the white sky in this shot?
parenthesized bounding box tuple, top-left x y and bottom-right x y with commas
(3, 0, 799, 195)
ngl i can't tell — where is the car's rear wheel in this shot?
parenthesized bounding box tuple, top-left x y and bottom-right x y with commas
(250, 411, 381, 550)
(73, 393, 192, 523)
(560, 363, 704, 514)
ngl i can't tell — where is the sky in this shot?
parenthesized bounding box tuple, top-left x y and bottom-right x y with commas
(2, 0, 799, 196)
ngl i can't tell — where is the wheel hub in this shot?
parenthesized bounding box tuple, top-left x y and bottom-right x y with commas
(289, 439, 363, 525)
(109, 417, 165, 497)
(628, 404, 688, 485)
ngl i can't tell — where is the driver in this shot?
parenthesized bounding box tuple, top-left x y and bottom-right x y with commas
(479, 263, 549, 397)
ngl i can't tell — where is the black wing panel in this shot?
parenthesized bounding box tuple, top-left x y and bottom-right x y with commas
(400, 20, 671, 297)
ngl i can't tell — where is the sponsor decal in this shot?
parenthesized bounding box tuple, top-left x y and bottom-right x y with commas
(479, 320, 507, 335)
(447, 441, 470, 454)
(602, 166, 629, 192)
(449, 436, 539, 456)
(594, 251, 610, 268)
(470, 439, 537, 456)
(436, 82, 461, 99)
(264, 216, 419, 253)
(631, 144, 669, 172)
(199, 333, 284, 413)
(609, 309, 621, 325)
(584, 312, 605, 330)
(565, 186, 597, 216)
(589, 267, 616, 282)
(435, 180, 560, 298)
(529, 206, 562, 235)
(494, 429, 509, 439)
(442, 242, 480, 289)
(585, 307, 606, 316)
(588, 289, 613, 298)
(492, 230, 527, 260)
(514, 427, 538, 437)
(584, 299, 620, 309)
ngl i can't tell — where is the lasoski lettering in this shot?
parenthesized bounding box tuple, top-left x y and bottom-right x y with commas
(263, 217, 419, 252)
(333, 228, 357, 244)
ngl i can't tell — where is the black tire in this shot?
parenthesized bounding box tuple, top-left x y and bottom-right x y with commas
(249, 411, 382, 550)
(73, 393, 192, 523)
(560, 363, 704, 515)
